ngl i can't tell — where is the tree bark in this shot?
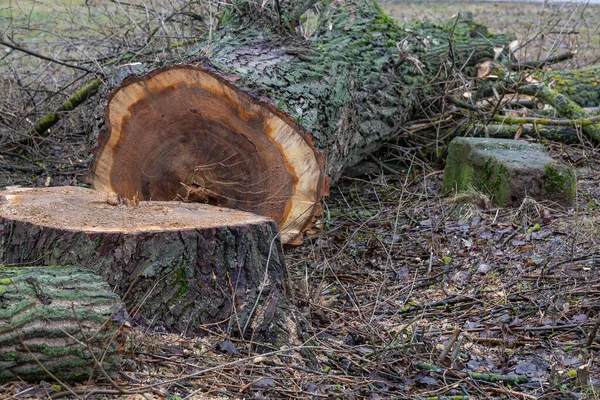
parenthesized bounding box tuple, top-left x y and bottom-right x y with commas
(0, 266, 125, 383)
(191, 5, 512, 182)
(89, 1, 514, 244)
(545, 65, 600, 108)
(0, 186, 291, 345)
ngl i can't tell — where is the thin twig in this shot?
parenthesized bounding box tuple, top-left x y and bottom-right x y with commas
(0, 38, 96, 73)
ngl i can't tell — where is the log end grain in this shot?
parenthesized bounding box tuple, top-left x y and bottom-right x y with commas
(90, 65, 329, 245)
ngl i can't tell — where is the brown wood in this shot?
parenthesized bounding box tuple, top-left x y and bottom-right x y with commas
(0, 186, 292, 343)
(90, 65, 328, 245)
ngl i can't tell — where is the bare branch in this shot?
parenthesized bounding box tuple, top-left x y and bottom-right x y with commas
(0, 38, 97, 74)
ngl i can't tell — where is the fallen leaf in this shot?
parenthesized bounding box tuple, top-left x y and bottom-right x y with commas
(219, 340, 239, 355)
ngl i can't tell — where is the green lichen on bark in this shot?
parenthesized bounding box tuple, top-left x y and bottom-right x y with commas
(34, 78, 102, 136)
(193, 1, 512, 180)
(545, 65, 600, 107)
(0, 266, 123, 383)
(173, 265, 190, 300)
(517, 83, 600, 143)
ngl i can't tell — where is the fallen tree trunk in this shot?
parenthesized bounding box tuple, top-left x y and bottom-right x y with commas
(89, 1, 515, 244)
(0, 266, 125, 383)
(91, 65, 327, 246)
(0, 186, 291, 344)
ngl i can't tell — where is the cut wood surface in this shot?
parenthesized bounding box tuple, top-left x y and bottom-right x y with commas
(91, 66, 328, 246)
(0, 266, 125, 383)
(90, 2, 512, 245)
(0, 186, 291, 343)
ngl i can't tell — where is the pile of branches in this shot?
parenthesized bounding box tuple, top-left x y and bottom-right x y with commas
(0, 0, 225, 186)
(400, 52, 600, 162)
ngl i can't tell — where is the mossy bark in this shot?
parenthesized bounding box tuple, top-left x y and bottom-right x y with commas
(0, 266, 124, 383)
(34, 78, 102, 136)
(0, 202, 290, 344)
(545, 65, 600, 108)
(174, 2, 513, 181)
(517, 83, 600, 144)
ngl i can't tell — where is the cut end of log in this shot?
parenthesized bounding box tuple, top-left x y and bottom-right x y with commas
(90, 65, 328, 244)
(0, 186, 272, 233)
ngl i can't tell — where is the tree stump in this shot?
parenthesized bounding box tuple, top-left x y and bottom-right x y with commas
(0, 266, 125, 383)
(0, 186, 291, 344)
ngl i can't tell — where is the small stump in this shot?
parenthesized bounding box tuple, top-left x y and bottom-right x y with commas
(0, 187, 291, 344)
(443, 138, 576, 206)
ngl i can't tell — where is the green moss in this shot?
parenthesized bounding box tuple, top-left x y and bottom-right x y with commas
(480, 158, 509, 205)
(546, 65, 600, 107)
(373, 2, 396, 26)
(545, 164, 576, 203)
(444, 138, 576, 206)
(34, 78, 101, 135)
(454, 162, 475, 193)
(1, 278, 11, 285)
(173, 267, 189, 300)
(0, 351, 17, 361)
(36, 113, 58, 128)
(443, 139, 484, 195)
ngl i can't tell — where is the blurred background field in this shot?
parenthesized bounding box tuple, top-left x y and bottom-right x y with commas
(2, 0, 598, 69)
(2, 0, 598, 68)
(380, 0, 600, 66)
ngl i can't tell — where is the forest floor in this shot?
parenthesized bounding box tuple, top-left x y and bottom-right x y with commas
(6, 145, 600, 399)
(1, 1, 600, 399)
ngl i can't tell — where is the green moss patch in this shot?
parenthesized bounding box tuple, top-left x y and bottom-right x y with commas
(443, 137, 576, 206)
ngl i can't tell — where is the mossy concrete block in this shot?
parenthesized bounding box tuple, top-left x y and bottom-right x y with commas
(443, 137, 576, 206)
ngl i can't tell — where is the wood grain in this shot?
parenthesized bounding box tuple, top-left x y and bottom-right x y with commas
(91, 65, 327, 245)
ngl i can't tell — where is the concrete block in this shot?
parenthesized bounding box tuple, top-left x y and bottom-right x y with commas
(443, 137, 576, 206)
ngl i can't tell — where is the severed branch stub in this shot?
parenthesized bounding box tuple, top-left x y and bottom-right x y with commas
(90, 65, 328, 245)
